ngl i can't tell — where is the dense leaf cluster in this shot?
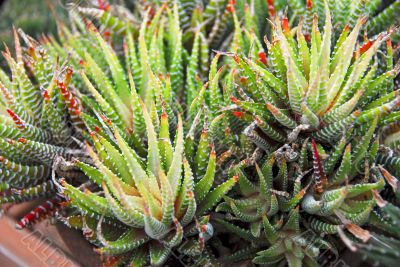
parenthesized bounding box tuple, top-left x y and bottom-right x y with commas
(0, 0, 399, 266)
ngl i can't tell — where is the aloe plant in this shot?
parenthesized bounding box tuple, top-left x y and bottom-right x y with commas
(61, 106, 237, 265)
(208, 2, 400, 266)
(0, 0, 399, 266)
(124, 0, 400, 42)
(0, 27, 86, 226)
(50, 4, 237, 265)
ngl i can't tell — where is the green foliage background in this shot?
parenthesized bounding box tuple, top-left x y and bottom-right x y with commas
(0, 0, 60, 65)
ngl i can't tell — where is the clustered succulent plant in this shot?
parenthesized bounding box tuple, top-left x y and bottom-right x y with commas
(0, 0, 399, 266)
(0, 25, 86, 224)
